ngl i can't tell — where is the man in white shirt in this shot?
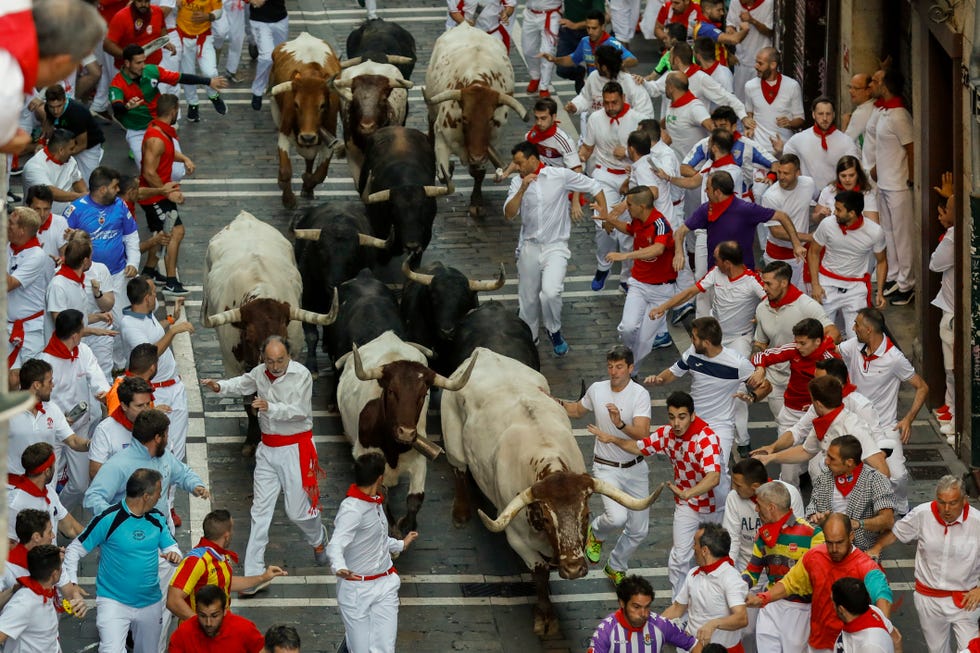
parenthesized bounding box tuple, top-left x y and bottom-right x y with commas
(202, 336, 330, 590)
(558, 345, 653, 585)
(661, 523, 749, 649)
(7, 207, 55, 388)
(780, 96, 860, 194)
(866, 475, 980, 653)
(661, 72, 713, 168)
(725, 0, 774, 100)
(743, 47, 804, 149)
(864, 68, 915, 305)
(521, 0, 563, 97)
(504, 140, 606, 356)
(808, 190, 888, 338)
(8, 442, 83, 542)
(693, 35, 733, 92)
(929, 186, 955, 438)
(21, 128, 87, 214)
(843, 73, 875, 152)
(830, 577, 896, 653)
(760, 153, 815, 287)
(566, 46, 654, 128)
(88, 375, 155, 479)
(579, 81, 642, 293)
(45, 233, 116, 343)
(326, 452, 418, 653)
(25, 185, 69, 262)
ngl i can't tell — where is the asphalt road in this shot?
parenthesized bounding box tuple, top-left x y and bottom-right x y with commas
(53, 1, 966, 651)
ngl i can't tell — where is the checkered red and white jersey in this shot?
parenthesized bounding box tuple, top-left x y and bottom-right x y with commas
(637, 417, 721, 513)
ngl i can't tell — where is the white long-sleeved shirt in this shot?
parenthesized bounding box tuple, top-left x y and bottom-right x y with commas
(216, 360, 313, 435)
(928, 226, 954, 313)
(724, 480, 805, 570)
(327, 491, 404, 576)
(506, 166, 602, 245)
(643, 68, 748, 120)
(891, 500, 980, 591)
(40, 341, 109, 438)
(570, 71, 654, 120)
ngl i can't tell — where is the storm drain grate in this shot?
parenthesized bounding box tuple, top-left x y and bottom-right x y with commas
(909, 465, 950, 480)
(460, 582, 536, 598)
(904, 449, 943, 462)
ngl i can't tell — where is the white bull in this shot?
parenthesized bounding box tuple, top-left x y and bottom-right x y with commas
(440, 348, 660, 636)
(424, 22, 528, 217)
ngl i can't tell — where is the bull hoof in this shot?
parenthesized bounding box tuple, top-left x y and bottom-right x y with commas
(301, 187, 315, 200)
(241, 443, 257, 458)
(468, 204, 485, 219)
(282, 193, 297, 209)
(451, 502, 471, 527)
(396, 516, 417, 536)
(532, 608, 558, 638)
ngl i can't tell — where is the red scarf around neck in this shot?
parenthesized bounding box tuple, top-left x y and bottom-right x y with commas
(16, 576, 58, 604)
(930, 500, 969, 535)
(9, 472, 50, 505)
(706, 194, 735, 222)
(111, 406, 134, 430)
(347, 483, 383, 504)
(526, 120, 559, 144)
(198, 537, 240, 564)
(761, 73, 782, 104)
(694, 556, 734, 575)
(683, 64, 702, 78)
(835, 181, 862, 192)
(7, 544, 28, 570)
(56, 265, 86, 288)
(812, 123, 837, 150)
(708, 154, 736, 170)
(758, 510, 795, 548)
(812, 404, 844, 441)
(874, 96, 904, 110)
(37, 212, 54, 234)
(590, 32, 611, 50)
(839, 215, 864, 235)
(841, 606, 888, 633)
(43, 335, 78, 361)
(768, 283, 803, 308)
(741, 0, 766, 9)
(835, 462, 863, 497)
(703, 60, 720, 76)
(671, 91, 696, 108)
(842, 382, 857, 397)
(10, 237, 41, 255)
(608, 103, 631, 125)
(264, 369, 282, 384)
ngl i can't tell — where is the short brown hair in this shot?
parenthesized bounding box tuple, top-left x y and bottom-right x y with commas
(808, 375, 843, 408)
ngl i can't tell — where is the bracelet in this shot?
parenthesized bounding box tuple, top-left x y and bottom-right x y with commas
(757, 591, 771, 607)
(617, 421, 626, 430)
(558, 398, 565, 407)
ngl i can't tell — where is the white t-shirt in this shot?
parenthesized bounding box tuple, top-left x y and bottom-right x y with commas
(864, 106, 914, 190)
(695, 268, 766, 338)
(834, 606, 895, 653)
(801, 407, 881, 480)
(36, 213, 70, 261)
(81, 262, 114, 360)
(812, 215, 886, 283)
(0, 582, 62, 653)
(630, 152, 675, 224)
(929, 226, 954, 313)
(581, 380, 652, 463)
(846, 100, 876, 150)
(21, 153, 83, 215)
(677, 561, 746, 648)
(663, 96, 711, 163)
(706, 62, 733, 92)
(570, 71, 654, 120)
(7, 245, 53, 327)
(838, 337, 915, 429)
(782, 127, 860, 194)
(649, 141, 684, 224)
(584, 106, 642, 170)
(816, 184, 878, 218)
(89, 414, 134, 465)
(669, 345, 754, 428)
(121, 310, 178, 382)
(7, 405, 73, 476)
(726, 0, 774, 71)
(891, 500, 980, 592)
(760, 176, 816, 254)
(8, 486, 69, 541)
(743, 74, 804, 146)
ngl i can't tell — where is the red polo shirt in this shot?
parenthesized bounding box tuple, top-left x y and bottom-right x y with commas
(168, 612, 265, 653)
(106, 5, 167, 68)
(627, 209, 676, 285)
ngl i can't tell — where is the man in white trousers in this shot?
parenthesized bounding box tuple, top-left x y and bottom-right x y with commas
(521, 0, 563, 97)
(557, 345, 653, 585)
(327, 451, 418, 653)
(866, 475, 980, 653)
(760, 154, 815, 288)
(249, 0, 289, 111)
(213, 0, 247, 80)
(175, 0, 228, 122)
(202, 336, 330, 593)
(504, 140, 606, 356)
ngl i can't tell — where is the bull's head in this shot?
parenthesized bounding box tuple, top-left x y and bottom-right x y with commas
(334, 74, 412, 143)
(294, 227, 389, 294)
(402, 256, 505, 341)
(364, 185, 450, 256)
(351, 346, 478, 444)
(272, 71, 332, 147)
(426, 84, 527, 164)
(478, 474, 665, 580)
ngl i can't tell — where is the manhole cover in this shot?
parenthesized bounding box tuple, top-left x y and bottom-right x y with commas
(904, 449, 943, 462)
(909, 465, 949, 480)
(460, 582, 535, 598)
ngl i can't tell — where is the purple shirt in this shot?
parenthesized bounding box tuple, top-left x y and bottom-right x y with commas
(685, 197, 776, 269)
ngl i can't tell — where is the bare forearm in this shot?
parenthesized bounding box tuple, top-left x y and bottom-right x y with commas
(769, 445, 813, 464)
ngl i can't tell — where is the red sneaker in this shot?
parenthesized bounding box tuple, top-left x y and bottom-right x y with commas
(171, 509, 182, 528)
(539, 90, 551, 98)
(526, 79, 540, 93)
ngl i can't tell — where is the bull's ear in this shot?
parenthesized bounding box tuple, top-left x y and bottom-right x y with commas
(527, 502, 546, 531)
(292, 70, 302, 82)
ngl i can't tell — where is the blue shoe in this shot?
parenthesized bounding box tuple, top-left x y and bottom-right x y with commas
(591, 269, 609, 291)
(619, 282, 629, 294)
(549, 331, 569, 357)
(671, 302, 695, 326)
(651, 332, 673, 349)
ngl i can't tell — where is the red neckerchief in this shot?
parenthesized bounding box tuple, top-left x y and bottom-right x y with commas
(694, 556, 734, 575)
(968, 637, 980, 653)
(149, 117, 179, 141)
(835, 181, 862, 192)
(930, 500, 969, 536)
(16, 577, 58, 604)
(874, 96, 904, 110)
(10, 236, 42, 255)
(683, 64, 702, 78)
(768, 283, 803, 308)
(839, 215, 864, 235)
(613, 608, 645, 634)
(43, 335, 78, 361)
(34, 402, 45, 414)
(590, 32, 611, 50)
(347, 483, 383, 504)
(264, 369, 281, 384)
(812, 404, 844, 441)
(835, 463, 863, 497)
(680, 416, 711, 441)
(7, 544, 28, 570)
(671, 91, 697, 108)
(761, 73, 782, 104)
(37, 212, 54, 234)
(43, 145, 62, 164)
(0, 6, 39, 92)
(707, 154, 736, 171)
(740, 0, 765, 9)
(56, 265, 86, 288)
(841, 606, 888, 633)
(608, 103, 631, 125)
(534, 162, 546, 174)
(758, 510, 795, 548)
(198, 537, 240, 564)
(527, 121, 559, 144)
(842, 382, 857, 397)
(706, 194, 735, 222)
(812, 123, 837, 150)
(860, 338, 893, 370)
(111, 406, 134, 430)
(703, 60, 720, 76)
(9, 473, 49, 505)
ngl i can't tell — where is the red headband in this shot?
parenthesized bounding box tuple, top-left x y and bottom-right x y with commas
(26, 452, 56, 477)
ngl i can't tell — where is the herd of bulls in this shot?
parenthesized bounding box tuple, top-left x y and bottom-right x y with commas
(197, 19, 663, 636)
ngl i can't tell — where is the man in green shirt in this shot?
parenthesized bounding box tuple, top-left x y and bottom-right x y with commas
(555, 0, 605, 92)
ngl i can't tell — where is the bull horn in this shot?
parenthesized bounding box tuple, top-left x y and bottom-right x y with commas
(206, 307, 242, 327)
(269, 81, 294, 96)
(339, 57, 363, 69)
(293, 228, 322, 240)
(406, 342, 434, 358)
(289, 288, 339, 325)
(332, 78, 353, 88)
(593, 478, 666, 511)
(334, 351, 352, 370)
(478, 486, 534, 532)
(401, 256, 434, 286)
(423, 185, 452, 198)
(391, 78, 414, 89)
(337, 88, 353, 103)
(426, 89, 462, 105)
(386, 54, 414, 65)
(497, 93, 529, 121)
(433, 350, 478, 391)
(351, 343, 384, 381)
(365, 189, 391, 204)
(468, 263, 506, 291)
(358, 232, 389, 249)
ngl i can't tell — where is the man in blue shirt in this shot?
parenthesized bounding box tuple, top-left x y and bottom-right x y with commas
(543, 10, 637, 83)
(85, 408, 209, 530)
(64, 468, 183, 653)
(587, 575, 697, 652)
(64, 165, 141, 370)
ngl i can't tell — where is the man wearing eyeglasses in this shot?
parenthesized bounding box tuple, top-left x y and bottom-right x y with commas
(842, 74, 874, 157)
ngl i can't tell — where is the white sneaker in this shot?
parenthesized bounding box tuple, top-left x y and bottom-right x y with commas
(940, 422, 955, 436)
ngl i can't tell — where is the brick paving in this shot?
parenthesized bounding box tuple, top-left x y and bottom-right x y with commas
(53, 1, 965, 650)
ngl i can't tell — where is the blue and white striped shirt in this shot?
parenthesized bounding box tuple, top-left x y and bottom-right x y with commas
(588, 610, 696, 653)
